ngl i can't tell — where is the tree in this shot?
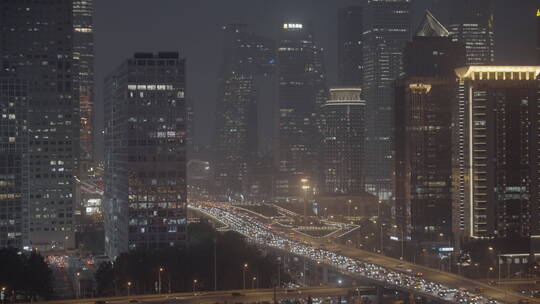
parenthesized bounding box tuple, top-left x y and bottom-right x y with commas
(95, 261, 115, 296)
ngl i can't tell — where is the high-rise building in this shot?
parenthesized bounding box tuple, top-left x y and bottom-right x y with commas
(0, 0, 79, 249)
(453, 66, 540, 240)
(104, 52, 187, 259)
(447, 0, 495, 65)
(73, 0, 94, 174)
(322, 88, 365, 195)
(214, 24, 275, 200)
(276, 22, 327, 202)
(338, 7, 363, 86)
(0, 78, 28, 248)
(363, 0, 411, 200)
(394, 11, 465, 243)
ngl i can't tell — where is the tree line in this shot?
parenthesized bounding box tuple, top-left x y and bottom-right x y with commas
(95, 221, 291, 296)
(0, 247, 54, 301)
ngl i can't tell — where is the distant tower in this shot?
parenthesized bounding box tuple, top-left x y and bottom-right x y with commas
(104, 52, 187, 259)
(73, 0, 95, 174)
(363, 0, 412, 200)
(394, 11, 465, 243)
(537, 9, 540, 64)
(338, 7, 363, 86)
(447, 0, 495, 65)
(322, 88, 365, 195)
(276, 22, 327, 202)
(214, 24, 275, 201)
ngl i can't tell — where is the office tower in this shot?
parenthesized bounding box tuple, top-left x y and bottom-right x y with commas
(276, 22, 327, 202)
(322, 88, 365, 195)
(73, 0, 95, 174)
(363, 0, 411, 199)
(0, 78, 28, 248)
(447, 0, 495, 65)
(104, 52, 187, 259)
(214, 24, 275, 200)
(453, 66, 540, 240)
(394, 11, 466, 243)
(338, 7, 363, 86)
(0, 0, 79, 249)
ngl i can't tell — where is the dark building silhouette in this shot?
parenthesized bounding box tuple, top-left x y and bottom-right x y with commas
(394, 11, 465, 244)
(363, 0, 411, 200)
(338, 7, 363, 86)
(448, 0, 495, 65)
(453, 66, 540, 240)
(104, 52, 187, 259)
(0, 0, 79, 249)
(276, 22, 327, 202)
(214, 24, 276, 201)
(537, 9, 540, 64)
(322, 88, 365, 195)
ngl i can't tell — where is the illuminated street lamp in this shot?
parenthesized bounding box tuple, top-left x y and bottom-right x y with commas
(193, 279, 198, 294)
(127, 281, 132, 297)
(242, 263, 248, 289)
(252, 276, 257, 289)
(76, 272, 81, 298)
(158, 267, 164, 293)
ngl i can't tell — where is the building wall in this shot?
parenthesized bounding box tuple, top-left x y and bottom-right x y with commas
(0, 0, 79, 249)
(322, 88, 365, 195)
(453, 67, 540, 240)
(104, 53, 187, 259)
(363, 0, 411, 200)
(0, 78, 28, 248)
(338, 7, 363, 87)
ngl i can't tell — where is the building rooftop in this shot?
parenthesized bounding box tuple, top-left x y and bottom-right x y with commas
(415, 10, 449, 37)
(455, 66, 540, 80)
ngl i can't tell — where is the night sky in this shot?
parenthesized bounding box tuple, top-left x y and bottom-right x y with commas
(93, 0, 538, 160)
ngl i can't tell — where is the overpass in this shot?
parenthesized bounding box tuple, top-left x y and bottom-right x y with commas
(191, 203, 539, 304)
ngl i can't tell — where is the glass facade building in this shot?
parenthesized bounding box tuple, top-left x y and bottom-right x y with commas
(276, 22, 327, 202)
(394, 11, 466, 243)
(0, 0, 79, 249)
(214, 24, 275, 201)
(363, 0, 411, 200)
(104, 52, 187, 259)
(322, 88, 365, 195)
(453, 66, 540, 239)
(338, 7, 363, 87)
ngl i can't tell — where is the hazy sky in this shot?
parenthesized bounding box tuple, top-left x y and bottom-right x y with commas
(93, 0, 538, 159)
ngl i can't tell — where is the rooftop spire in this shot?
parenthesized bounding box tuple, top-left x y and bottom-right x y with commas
(415, 10, 449, 37)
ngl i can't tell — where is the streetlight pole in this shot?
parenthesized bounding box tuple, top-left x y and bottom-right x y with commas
(214, 238, 217, 291)
(76, 272, 80, 299)
(127, 281, 132, 297)
(158, 267, 164, 293)
(193, 279, 197, 294)
(243, 263, 248, 289)
(347, 200, 351, 218)
(252, 277, 257, 289)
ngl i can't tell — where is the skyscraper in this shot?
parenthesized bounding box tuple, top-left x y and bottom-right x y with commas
(338, 7, 363, 86)
(447, 0, 495, 65)
(394, 11, 465, 242)
(73, 0, 95, 173)
(322, 87, 365, 195)
(0, 0, 79, 249)
(214, 24, 275, 200)
(363, 0, 411, 200)
(453, 66, 540, 240)
(104, 52, 187, 259)
(0, 78, 28, 248)
(537, 9, 540, 64)
(276, 22, 327, 202)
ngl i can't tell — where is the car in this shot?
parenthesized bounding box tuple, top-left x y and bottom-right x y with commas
(231, 292, 243, 296)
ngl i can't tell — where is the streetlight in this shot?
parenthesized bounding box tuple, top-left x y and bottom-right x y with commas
(301, 178, 310, 225)
(393, 225, 404, 260)
(347, 200, 352, 218)
(242, 263, 248, 289)
(76, 272, 81, 298)
(252, 276, 257, 289)
(488, 266, 494, 280)
(158, 267, 164, 293)
(127, 281, 132, 297)
(193, 279, 198, 294)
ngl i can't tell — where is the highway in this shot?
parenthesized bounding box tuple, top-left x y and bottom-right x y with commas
(35, 286, 351, 304)
(190, 203, 539, 304)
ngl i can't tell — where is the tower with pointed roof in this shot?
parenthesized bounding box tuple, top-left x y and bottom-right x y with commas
(394, 11, 465, 244)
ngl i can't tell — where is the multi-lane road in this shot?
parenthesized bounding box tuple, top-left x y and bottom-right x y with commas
(36, 286, 351, 304)
(191, 203, 538, 304)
